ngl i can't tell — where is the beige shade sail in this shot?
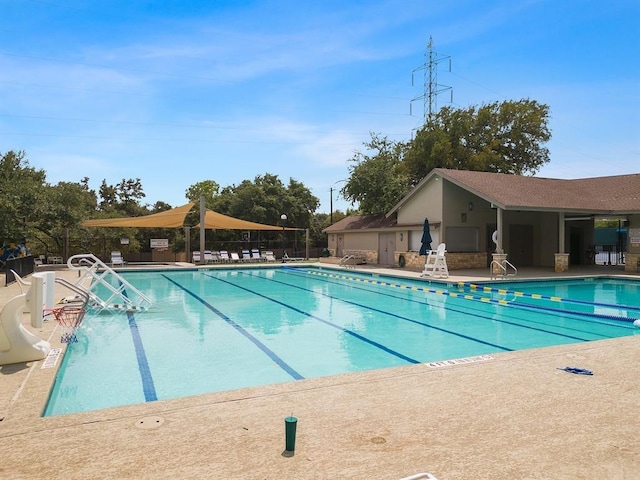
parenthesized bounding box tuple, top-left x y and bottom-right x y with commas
(82, 202, 296, 231)
(198, 209, 297, 231)
(82, 203, 196, 228)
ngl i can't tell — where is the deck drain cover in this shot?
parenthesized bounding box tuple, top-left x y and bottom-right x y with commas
(370, 436, 386, 444)
(136, 416, 165, 430)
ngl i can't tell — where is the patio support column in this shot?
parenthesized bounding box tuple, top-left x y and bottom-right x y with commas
(555, 212, 569, 272)
(491, 207, 507, 277)
(199, 195, 206, 265)
(558, 212, 565, 254)
(495, 207, 503, 253)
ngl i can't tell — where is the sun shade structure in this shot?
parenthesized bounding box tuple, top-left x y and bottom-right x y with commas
(197, 210, 297, 231)
(81, 202, 296, 231)
(82, 203, 197, 229)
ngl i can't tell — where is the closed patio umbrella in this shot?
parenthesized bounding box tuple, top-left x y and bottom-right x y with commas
(419, 218, 433, 255)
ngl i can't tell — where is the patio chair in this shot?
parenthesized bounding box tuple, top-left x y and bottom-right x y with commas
(230, 252, 241, 262)
(111, 251, 124, 267)
(192, 251, 201, 263)
(264, 251, 276, 262)
(241, 250, 252, 262)
(219, 250, 230, 262)
(421, 243, 448, 278)
(251, 249, 261, 261)
(210, 251, 221, 263)
(203, 250, 214, 263)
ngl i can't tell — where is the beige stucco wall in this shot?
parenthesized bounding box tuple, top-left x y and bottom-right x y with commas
(344, 232, 378, 250)
(441, 181, 494, 251)
(397, 176, 443, 225)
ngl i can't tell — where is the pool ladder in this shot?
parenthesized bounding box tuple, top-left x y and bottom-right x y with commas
(66, 254, 152, 312)
(490, 259, 517, 280)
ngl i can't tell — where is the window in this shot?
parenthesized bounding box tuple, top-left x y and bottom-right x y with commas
(445, 226, 480, 252)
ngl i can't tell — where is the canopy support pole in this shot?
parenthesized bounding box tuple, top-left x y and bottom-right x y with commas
(199, 196, 206, 265)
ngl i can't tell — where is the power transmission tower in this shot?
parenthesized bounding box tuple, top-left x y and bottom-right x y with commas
(411, 36, 452, 124)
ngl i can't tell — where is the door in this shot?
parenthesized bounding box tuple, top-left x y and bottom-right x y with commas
(378, 233, 395, 266)
(508, 224, 534, 266)
(337, 235, 344, 257)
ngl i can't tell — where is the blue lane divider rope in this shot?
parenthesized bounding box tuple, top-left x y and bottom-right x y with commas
(240, 270, 516, 352)
(458, 281, 640, 314)
(304, 270, 637, 325)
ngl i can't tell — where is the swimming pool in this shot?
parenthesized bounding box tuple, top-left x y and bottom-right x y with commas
(43, 267, 639, 416)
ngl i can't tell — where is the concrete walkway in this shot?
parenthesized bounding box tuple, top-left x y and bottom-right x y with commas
(1, 264, 639, 479)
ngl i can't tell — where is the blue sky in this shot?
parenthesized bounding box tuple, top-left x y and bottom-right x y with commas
(1, 0, 638, 214)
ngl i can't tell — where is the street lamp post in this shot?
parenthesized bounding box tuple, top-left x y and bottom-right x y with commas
(280, 213, 287, 262)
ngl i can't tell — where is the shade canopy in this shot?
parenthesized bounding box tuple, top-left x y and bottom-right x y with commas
(82, 202, 295, 231)
(198, 210, 297, 231)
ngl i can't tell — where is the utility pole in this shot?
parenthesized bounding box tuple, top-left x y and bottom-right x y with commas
(411, 36, 452, 124)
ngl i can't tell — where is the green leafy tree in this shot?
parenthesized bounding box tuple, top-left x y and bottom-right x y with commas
(342, 134, 410, 214)
(185, 180, 220, 208)
(34, 181, 97, 254)
(404, 99, 551, 185)
(0, 150, 47, 245)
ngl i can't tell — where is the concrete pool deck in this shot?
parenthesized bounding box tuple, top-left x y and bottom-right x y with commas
(1, 264, 639, 479)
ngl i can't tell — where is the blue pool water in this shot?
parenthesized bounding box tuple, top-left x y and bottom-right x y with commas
(43, 267, 639, 416)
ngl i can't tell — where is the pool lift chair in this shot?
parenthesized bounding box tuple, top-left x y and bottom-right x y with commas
(421, 243, 449, 279)
(66, 253, 152, 312)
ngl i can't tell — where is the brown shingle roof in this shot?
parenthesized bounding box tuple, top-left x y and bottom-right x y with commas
(323, 214, 397, 233)
(431, 169, 640, 213)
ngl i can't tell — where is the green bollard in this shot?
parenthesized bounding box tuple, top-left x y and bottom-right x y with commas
(285, 416, 298, 452)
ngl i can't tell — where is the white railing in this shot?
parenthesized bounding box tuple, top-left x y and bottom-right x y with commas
(67, 254, 152, 311)
(490, 259, 517, 280)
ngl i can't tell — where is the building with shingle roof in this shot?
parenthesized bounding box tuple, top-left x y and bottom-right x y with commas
(325, 169, 640, 272)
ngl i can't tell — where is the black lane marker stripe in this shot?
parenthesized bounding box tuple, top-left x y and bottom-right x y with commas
(202, 273, 422, 364)
(127, 311, 158, 402)
(279, 269, 598, 343)
(214, 271, 513, 354)
(162, 274, 304, 380)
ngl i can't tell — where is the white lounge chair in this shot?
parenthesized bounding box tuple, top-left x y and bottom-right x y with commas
(219, 250, 230, 262)
(192, 251, 201, 263)
(111, 251, 124, 267)
(241, 250, 252, 262)
(251, 249, 261, 261)
(204, 250, 214, 263)
(421, 243, 448, 278)
(230, 252, 241, 262)
(263, 251, 276, 262)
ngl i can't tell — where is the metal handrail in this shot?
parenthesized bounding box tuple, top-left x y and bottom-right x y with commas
(490, 259, 517, 280)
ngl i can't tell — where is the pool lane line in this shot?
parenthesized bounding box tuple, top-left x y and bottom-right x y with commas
(305, 270, 638, 325)
(285, 269, 623, 339)
(226, 271, 517, 353)
(118, 282, 158, 402)
(202, 273, 425, 364)
(126, 311, 158, 402)
(162, 275, 304, 381)
(458, 281, 640, 314)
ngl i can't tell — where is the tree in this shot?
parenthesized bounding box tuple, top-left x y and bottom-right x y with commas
(185, 180, 220, 208)
(33, 181, 97, 254)
(342, 134, 410, 214)
(404, 99, 551, 185)
(0, 150, 47, 244)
